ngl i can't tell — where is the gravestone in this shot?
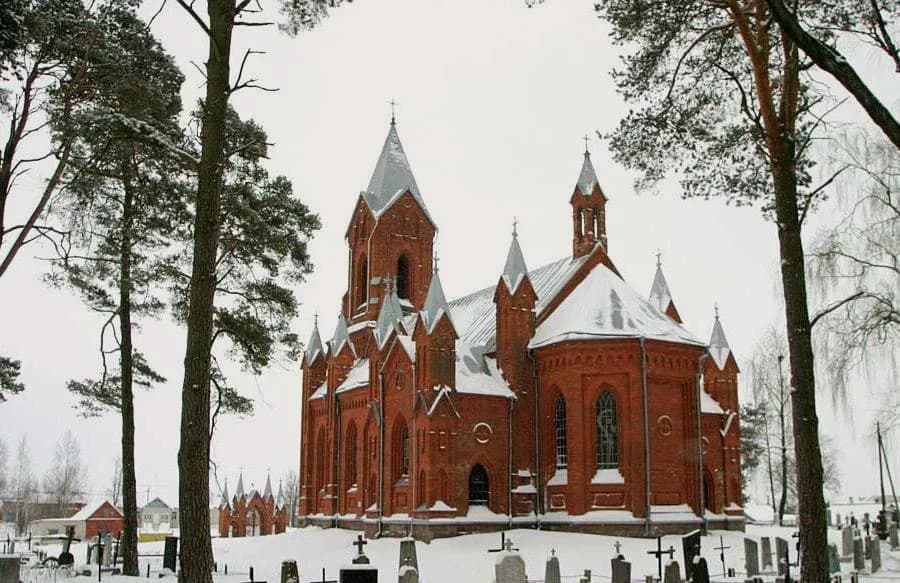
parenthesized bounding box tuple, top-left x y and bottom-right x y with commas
(870, 538, 881, 573)
(352, 535, 370, 565)
(494, 545, 526, 583)
(610, 557, 631, 583)
(828, 544, 840, 574)
(827, 509, 833, 526)
(339, 566, 377, 583)
(682, 530, 701, 581)
(280, 561, 299, 583)
(744, 539, 760, 577)
(663, 560, 682, 583)
(775, 537, 789, 576)
(852, 537, 864, 571)
(836, 512, 842, 526)
(0, 556, 20, 583)
(841, 527, 853, 558)
(102, 532, 113, 567)
(398, 557, 418, 583)
(163, 536, 179, 572)
(544, 551, 561, 583)
(398, 538, 418, 573)
(890, 522, 899, 550)
(864, 536, 871, 559)
(692, 557, 710, 583)
(761, 537, 773, 571)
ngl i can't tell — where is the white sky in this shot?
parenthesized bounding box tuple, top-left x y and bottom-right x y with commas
(0, 0, 895, 507)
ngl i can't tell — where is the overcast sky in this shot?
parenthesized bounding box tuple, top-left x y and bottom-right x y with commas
(1, 0, 895, 507)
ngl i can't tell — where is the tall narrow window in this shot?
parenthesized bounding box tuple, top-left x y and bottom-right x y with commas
(596, 391, 619, 469)
(356, 255, 368, 309)
(468, 465, 489, 506)
(401, 427, 410, 477)
(346, 423, 358, 487)
(316, 428, 326, 489)
(396, 255, 410, 299)
(554, 396, 567, 470)
(393, 419, 410, 481)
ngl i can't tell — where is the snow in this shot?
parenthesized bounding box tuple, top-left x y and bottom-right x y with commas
(454, 345, 514, 398)
(428, 501, 456, 512)
(14, 523, 900, 583)
(70, 499, 120, 521)
(547, 469, 568, 486)
(648, 263, 673, 313)
(420, 269, 455, 335)
(708, 316, 732, 369)
(335, 359, 370, 394)
(699, 389, 725, 415)
(330, 314, 353, 357)
(309, 381, 327, 400)
(501, 233, 529, 294)
(576, 151, 603, 199)
(530, 263, 705, 350)
(591, 468, 625, 484)
(305, 322, 324, 364)
(511, 484, 537, 494)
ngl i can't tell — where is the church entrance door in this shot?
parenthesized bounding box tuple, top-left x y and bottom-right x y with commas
(469, 464, 489, 506)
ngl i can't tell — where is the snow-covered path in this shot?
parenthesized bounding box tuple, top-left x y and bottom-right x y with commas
(17, 524, 900, 582)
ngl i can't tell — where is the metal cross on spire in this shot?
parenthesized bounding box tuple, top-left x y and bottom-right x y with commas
(582, 133, 591, 154)
(656, 248, 663, 267)
(313, 311, 319, 327)
(714, 301, 720, 320)
(388, 98, 398, 125)
(512, 216, 518, 237)
(433, 253, 440, 273)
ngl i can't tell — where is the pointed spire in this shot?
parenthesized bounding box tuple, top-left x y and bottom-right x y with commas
(235, 472, 245, 499)
(263, 472, 273, 499)
(420, 266, 455, 335)
(219, 478, 230, 508)
(648, 255, 673, 313)
(364, 123, 431, 220)
(375, 277, 404, 348)
(305, 314, 324, 365)
(276, 481, 285, 508)
(501, 220, 529, 294)
(576, 150, 603, 199)
(708, 305, 732, 369)
(331, 313, 353, 356)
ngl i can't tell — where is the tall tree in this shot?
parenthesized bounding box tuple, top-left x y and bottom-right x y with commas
(11, 435, 35, 535)
(170, 2, 341, 580)
(764, 0, 900, 150)
(107, 456, 122, 508)
(42, 430, 87, 516)
(738, 402, 767, 504)
(0, 356, 24, 402)
(594, 0, 841, 577)
(280, 468, 299, 527)
(46, 5, 186, 575)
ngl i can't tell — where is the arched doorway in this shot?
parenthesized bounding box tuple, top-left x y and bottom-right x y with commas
(246, 508, 260, 537)
(703, 470, 715, 512)
(469, 464, 489, 506)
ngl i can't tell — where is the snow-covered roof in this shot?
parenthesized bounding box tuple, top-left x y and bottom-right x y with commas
(263, 475, 273, 499)
(449, 254, 590, 349)
(219, 480, 230, 508)
(530, 263, 704, 349)
(309, 380, 327, 400)
(420, 269, 456, 335)
(335, 358, 370, 394)
(700, 388, 725, 414)
(575, 151, 604, 200)
(648, 263, 673, 313)
(501, 231, 529, 294)
(375, 285, 404, 349)
(362, 123, 434, 226)
(397, 335, 416, 362)
(305, 321, 324, 365)
(455, 344, 515, 398)
(708, 315, 732, 369)
(144, 497, 170, 509)
(275, 482, 285, 508)
(235, 473, 245, 498)
(71, 500, 121, 521)
(330, 314, 353, 356)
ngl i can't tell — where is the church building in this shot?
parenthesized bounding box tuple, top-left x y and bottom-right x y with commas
(218, 473, 289, 537)
(298, 119, 744, 539)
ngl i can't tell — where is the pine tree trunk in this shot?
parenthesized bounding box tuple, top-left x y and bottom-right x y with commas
(772, 148, 828, 582)
(778, 405, 788, 526)
(119, 165, 139, 577)
(178, 1, 233, 582)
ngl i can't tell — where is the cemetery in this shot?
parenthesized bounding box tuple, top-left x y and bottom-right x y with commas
(3, 519, 900, 583)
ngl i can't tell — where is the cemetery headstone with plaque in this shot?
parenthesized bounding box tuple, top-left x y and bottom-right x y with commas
(852, 537, 865, 571)
(841, 526, 853, 559)
(610, 556, 631, 583)
(663, 560, 682, 583)
(761, 537, 773, 570)
(494, 539, 526, 583)
(744, 538, 760, 577)
(775, 537, 789, 576)
(692, 557, 710, 583)
(682, 530, 701, 581)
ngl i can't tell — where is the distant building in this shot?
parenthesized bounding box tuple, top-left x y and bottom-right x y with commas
(29, 500, 123, 539)
(140, 498, 179, 533)
(218, 473, 288, 537)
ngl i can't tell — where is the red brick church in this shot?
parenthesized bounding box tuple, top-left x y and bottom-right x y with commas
(298, 120, 744, 539)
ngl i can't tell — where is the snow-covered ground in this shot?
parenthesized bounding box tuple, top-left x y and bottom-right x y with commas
(11, 523, 900, 582)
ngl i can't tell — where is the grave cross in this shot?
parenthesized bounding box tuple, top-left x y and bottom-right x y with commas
(318, 568, 337, 583)
(714, 535, 731, 577)
(488, 531, 517, 553)
(646, 536, 676, 580)
(614, 540, 623, 556)
(353, 534, 368, 557)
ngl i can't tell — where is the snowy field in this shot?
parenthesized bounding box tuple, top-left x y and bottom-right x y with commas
(10, 523, 900, 582)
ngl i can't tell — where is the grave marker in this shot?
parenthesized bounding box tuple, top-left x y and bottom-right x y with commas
(714, 535, 730, 577)
(761, 537, 773, 570)
(828, 544, 840, 574)
(647, 536, 676, 580)
(0, 556, 20, 583)
(494, 539, 526, 583)
(398, 556, 418, 583)
(610, 556, 631, 583)
(692, 557, 710, 583)
(352, 535, 370, 565)
(682, 530, 701, 581)
(743, 538, 760, 577)
(890, 522, 899, 550)
(398, 538, 418, 573)
(339, 567, 377, 583)
(841, 527, 853, 558)
(870, 537, 881, 573)
(281, 561, 299, 583)
(544, 550, 561, 583)
(852, 537, 864, 571)
(663, 560, 682, 583)
(163, 536, 178, 572)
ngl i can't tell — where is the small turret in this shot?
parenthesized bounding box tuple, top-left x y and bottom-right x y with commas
(494, 223, 536, 391)
(415, 262, 457, 389)
(263, 473, 273, 499)
(330, 314, 354, 358)
(219, 478, 230, 509)
(571, 146, 608, 258)
(648, 254, 682, 323)
(305, 317, 324, 365)
(235, 472, 245, 499)
(374, 277, 404, 349)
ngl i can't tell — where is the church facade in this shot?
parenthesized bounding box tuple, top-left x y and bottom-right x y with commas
(298, 121, 744, 539)
(218, 474, 289, 537)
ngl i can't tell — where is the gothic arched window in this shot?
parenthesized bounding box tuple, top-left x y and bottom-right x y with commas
(468, 464, 489, 506)
(396, 255, 410, 299)
(393, 418, 410, 480)
(316, 428, 326, 489)
(355, 255, 368, 309)
(596, 391, 619, 469)
(554, 396, 567, 470)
